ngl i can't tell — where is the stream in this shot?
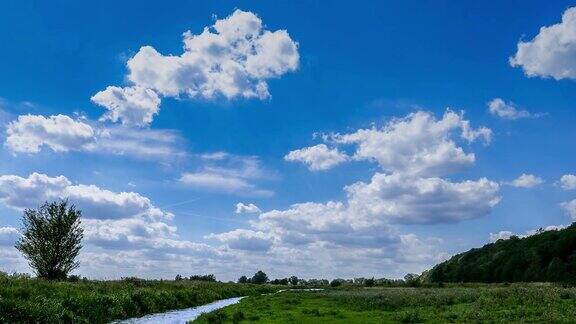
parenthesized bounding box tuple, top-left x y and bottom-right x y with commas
(113, 296, 244, 324)
(113, 288, 324, 323)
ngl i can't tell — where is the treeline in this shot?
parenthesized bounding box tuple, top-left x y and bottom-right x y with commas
(237, 270, 420, 287)
(174, 274, 216, 282)
(429, 223, 576, 283)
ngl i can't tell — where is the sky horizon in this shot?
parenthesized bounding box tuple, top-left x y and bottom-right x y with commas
(1, 1, 576, 281)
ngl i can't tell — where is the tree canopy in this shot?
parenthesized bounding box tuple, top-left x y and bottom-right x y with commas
(429, 223, 576, 283)
(15, 201, 84, 280)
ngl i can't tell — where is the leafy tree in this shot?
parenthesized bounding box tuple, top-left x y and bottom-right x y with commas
(15, 201, 84, 280)
(365, 277, 375, 287)
(404, 273, 420, 287)
(238, 275, 249, 284)
(251, 270, 269, 284)
(330, 279, 342, 287)
(289, 275, 299, 286)
(189, 274, 216, 282)
(429, 223, 576, 283)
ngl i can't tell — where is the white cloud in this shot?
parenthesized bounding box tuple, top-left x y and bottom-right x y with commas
(0, 173, 172, 220)
(235, 203, 261, 214)
(562, 199, 576, 220)
(93, 126, 186, 160)
(200, 152, 230, 161)
(180, 155, 274, 197)
(506, 173, 544, 188)
(0, 173, 224, 277)
(252, 201, 401, 248)
(0, 227, 20, 246)
(489, 231, 515, 242)
(284, 144, 348, 171)
(95, 10, 299, 126)
(91, 86, 161, 127)
(6, 114, 95, 153)
(510, 7, 576, 80)
(331, 110, 491, 177)
(488, 98, 538, 120)
(0, 110, 501, 279)
(206, 229, 272, 251)
(202, 110, 500, 278)
(5, 114, 186, 160)
(346, 173, 501, 224)
(489, 225, 567, 243)
(180, 172, 254, 191)
(560, 174, 576, 190)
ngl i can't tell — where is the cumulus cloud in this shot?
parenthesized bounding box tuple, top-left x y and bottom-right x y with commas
(560, 174, 576, 190)
(205, 110, 500, 277)
(91, 86, 161, 127)
(206, 229, 272, 251)
(330, 110, 491, 177)
(5, 114, 186, 160)
(0, 172, 222, 276)
(346, 173, 501, 224)
(180, 155, 274, 197)
(94, 10, 299, 126)
(488, 98, 539, 120)
(284, 144, 348, 171)
(562, 199, 576, 220)
(505, 173, 544, 188)
(235, 202, 261, 214)
(5, 114, 95, 153)
(250, 201, 402, 249)
(510, 7, 576, 80)
(0, 173, 172, 220)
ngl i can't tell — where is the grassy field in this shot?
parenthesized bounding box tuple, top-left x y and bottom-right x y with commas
(194, 284, 576, 323)
(0, 275, 277, 323)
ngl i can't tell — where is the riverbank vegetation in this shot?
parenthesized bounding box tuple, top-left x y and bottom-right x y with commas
(0, 274, 277, 323)
(194, 283, 576, 323)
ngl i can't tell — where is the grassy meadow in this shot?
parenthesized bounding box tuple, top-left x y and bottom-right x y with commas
(194, 283, 576, 323)
(0, 274, 277, 323)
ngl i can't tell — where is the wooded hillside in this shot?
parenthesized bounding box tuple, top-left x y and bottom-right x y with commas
(430, 224, 576, 283)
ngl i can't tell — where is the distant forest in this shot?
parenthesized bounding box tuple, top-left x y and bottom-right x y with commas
(429, 223, 576, 283)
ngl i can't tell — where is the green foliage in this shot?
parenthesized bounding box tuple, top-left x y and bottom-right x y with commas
(429, 223, 576, 283)
(0, 278, 277, 323)
(330, 279, 343, 287)
(194, 284, 576, 323)
(364, 277, 375, 287)
(237, 275, 248, 284)
(15, 201, 84, 280)
(250, 271, 268, 285)
(189, 274, 217, 282)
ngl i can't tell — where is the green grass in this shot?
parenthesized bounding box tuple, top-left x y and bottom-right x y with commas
(194, 284, 576, 323)
(0, 276, 278, 323)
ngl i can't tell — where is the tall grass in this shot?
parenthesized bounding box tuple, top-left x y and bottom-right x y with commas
(0, 276, 277, 323)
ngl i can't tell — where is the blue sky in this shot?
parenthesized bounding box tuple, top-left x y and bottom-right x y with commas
(0, 0, 576, 280)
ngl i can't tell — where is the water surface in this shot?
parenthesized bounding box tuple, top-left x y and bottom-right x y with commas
(114, 296, 244, 324)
